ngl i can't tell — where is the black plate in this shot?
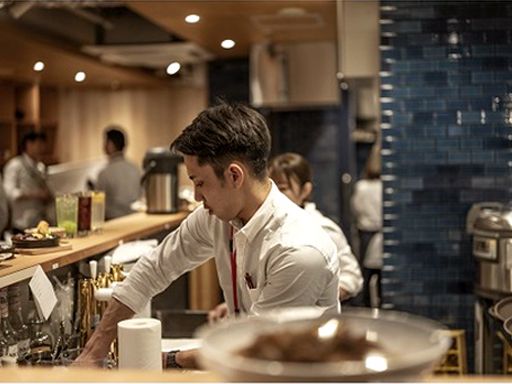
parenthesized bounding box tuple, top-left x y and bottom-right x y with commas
(12, 236, 59, 249)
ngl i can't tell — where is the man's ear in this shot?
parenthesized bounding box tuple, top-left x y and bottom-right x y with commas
(226, 163, 245, 188)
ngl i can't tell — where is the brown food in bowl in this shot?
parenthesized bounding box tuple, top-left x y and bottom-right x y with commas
(238, 320, 382, 363)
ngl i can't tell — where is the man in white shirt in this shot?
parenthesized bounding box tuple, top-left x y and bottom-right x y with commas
(3, 132, 54, 231)
(76, 103, 339, 369)
(96, 126, 141, 220)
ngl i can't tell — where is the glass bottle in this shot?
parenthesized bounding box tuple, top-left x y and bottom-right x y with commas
(77, 191, 92, 237)
(0, 288, 18, 365)
(29, 318, 53, 362)
(7, 285, 30, 359)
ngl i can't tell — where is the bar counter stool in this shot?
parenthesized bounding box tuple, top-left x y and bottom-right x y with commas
(434, 329, 467, 375)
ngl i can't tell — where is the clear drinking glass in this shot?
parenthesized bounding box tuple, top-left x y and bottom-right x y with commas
(91, 191, 105, 233)
(55, 194, 78, 238)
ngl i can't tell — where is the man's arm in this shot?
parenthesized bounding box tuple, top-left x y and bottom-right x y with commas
(75, 298, 134, 365)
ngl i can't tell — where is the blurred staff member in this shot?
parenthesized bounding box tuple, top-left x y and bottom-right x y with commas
(3, 131, 54, 231)
(76, 103, 339, 369)
(95, 126, 141, 220)
(269, 153, 363, 301)
(351, 144, 383, 307)
(0, 175, 8, 237)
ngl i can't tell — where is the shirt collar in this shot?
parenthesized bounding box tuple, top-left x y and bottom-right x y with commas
(303, 202, 317, 212)
(229, 180, 279, 242)
(22, 153, 37, 167)
(109, 152, 125, 162)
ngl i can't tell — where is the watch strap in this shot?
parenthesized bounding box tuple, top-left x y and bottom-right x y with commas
(165, 349, 183, 369)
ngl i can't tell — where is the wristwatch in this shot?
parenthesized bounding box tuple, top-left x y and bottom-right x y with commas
(165, 350, 183, 369)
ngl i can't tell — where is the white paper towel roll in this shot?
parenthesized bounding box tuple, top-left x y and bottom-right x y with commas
(118, 318, 162, 371)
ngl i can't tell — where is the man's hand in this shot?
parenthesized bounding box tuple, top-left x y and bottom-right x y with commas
(162, 349, 200, 370)
(74, 298, 134, 367)
(207, 302, 228, 324)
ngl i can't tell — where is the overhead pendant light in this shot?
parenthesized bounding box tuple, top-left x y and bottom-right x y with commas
(166, 62, 181, 76)
(74, 71, 86, 82)
(185, 14, 200, 23)
(221, 39, 236, 49)
(33, 61, 45, 72)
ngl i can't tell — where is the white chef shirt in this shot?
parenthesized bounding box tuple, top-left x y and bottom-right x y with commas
(351, 179, 383, 232)
(113, 181, 340, 316)
(3, 153, 52, 229)
(304, 202, 363, 297)
(96, 154, 141, 220)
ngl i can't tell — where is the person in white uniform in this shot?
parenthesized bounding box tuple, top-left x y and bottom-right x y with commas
(3, 131, 54, 231)
(76, 103, 339, 369)
(95, 126, 141, 220)
(351, 144, 383, 307)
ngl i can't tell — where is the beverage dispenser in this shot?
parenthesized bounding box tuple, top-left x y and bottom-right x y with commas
(141, 148, 182, 214)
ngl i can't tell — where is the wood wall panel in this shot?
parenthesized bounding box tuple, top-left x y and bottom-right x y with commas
(57, 85, 207, 170)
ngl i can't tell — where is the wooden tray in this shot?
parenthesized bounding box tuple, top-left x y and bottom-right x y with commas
(15, 243, 72, 255)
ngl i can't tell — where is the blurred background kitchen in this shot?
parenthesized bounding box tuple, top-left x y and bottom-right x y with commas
(1, 0, 512, 376)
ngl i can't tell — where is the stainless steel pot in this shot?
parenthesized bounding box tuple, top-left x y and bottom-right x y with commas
(141, 148, 182, 214)
(472, 203, 512, 294)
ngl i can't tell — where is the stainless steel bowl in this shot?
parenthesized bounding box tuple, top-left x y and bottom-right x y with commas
(196, 308, 450, 382)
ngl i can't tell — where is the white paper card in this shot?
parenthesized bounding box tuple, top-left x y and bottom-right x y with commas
(29, 265, 57, 320)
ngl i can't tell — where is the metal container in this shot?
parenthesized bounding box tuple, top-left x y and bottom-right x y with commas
(472, 203, 512, 294)
(141, 148, 182, 214)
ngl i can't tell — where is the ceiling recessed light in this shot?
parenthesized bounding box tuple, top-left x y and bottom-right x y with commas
(221, 39, 236, 49)
(33, 61, 45, 72)
(74, 71, 86, 82)
(185, 14, 200, 23)
(166, 62, 181, 75)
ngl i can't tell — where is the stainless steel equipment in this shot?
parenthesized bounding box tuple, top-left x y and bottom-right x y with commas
(468, 202, 512, 374)
(141, 148, 181, 214)
(471, 203, 512, 294)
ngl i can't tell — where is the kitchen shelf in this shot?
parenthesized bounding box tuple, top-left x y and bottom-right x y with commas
(0, 211, 188, 288)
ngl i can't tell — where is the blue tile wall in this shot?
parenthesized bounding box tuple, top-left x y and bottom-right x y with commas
(381, 1, 512, 371)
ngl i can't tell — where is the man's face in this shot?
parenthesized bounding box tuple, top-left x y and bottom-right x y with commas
(184, 155, 237, 222)
(25, 139, 45, 161)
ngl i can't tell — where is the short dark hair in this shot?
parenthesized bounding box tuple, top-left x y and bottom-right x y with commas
(21, 131, 46, 151)
(105, 126, 126, 151)
(269, 152, 312, 188)
(170, 102, 271, 180)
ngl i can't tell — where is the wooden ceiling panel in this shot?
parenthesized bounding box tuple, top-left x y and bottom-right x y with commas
(0, 22, 166, 88)
(128, 0, 337, 58)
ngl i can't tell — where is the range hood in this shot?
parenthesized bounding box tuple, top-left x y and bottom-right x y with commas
(250, 41, 340, 108)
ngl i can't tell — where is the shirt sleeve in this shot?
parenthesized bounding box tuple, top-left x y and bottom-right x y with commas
(95, 169, 106, 192)
(3, 160, 23, 201)
(251, 246, 338, 314)
(112, 207, 214, 313)
(318, 218, 363, 297)
(322, 225, 363, 297)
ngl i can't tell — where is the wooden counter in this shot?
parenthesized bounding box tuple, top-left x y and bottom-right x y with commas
(0, 212, 188, 288)
(0, 368, 510, 383)
(0, 367, 220, 382)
